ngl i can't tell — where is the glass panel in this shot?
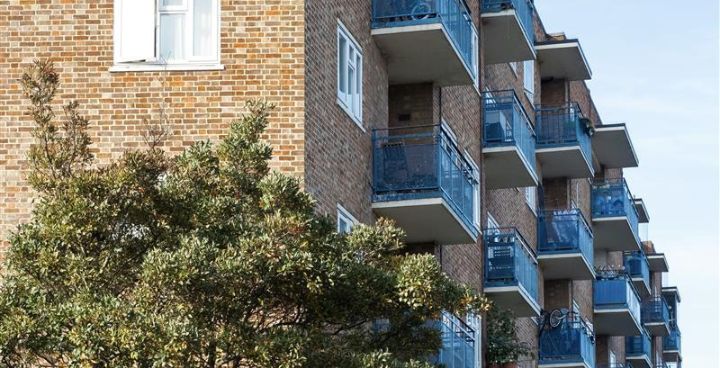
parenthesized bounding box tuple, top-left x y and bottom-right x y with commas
(338, 35, 347, 99)
(162, 0, 185, 6)
(160, 14, 185, 61)
(193, 0, 215, 58)
(348, 65, 356, 111)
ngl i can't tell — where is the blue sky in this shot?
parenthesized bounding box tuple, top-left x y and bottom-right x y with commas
(533, 0, 720, 365)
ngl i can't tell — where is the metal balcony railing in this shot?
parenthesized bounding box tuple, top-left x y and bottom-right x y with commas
(482, 90, 537, 172)
(430, 311, 477, 368)
(372, 0, 478, 80)
(664, 324, 682, 352)
(481, 0, 535, 44)
(538, 208, 593, 264)
(642, 296, 671, 326)
(372, 124, 479, 236)
(625, 251, 650, 289)
(484, 227, 538, 302)
(594, 274, 642, 325)
(536, 103, 593, 165)
(592, 178, 641, 241)
(539, 319, 595, 367)
(626, 330, 652, 357)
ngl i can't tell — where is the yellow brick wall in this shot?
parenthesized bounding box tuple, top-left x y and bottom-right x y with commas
(0, 0, 306, 247)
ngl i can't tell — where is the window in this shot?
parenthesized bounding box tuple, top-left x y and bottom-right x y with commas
(464, 150, 481, 228)
(523, 60, 535, 100)
(524, 186, 537, 214)
(609, 351, 617, 367)
(337, 21, 363, 126)
(113, 0, 221, 71)
(337, 204, 358, 234)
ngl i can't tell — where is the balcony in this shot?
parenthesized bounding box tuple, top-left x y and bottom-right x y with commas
(662, 287, 681, 323)
(535, 39, 592, 81)
(539, 320, 595, 368)
(663, 324, 682, 362)
(592, 123, 639, 169)
(482, 90, 538, 189)
(537, 208, 594, 280)
(591, 178, 641, 252)
(594, 274, 642, 336)
(536, 103, 594, 179)
(647, 253, 669, 273)
(481, 0, 535, 64)
(624, 251, 651, 297)
(642, 297, 671, 336)
(429, 312, 478, 368)
(634, 198, 650, 223)
(372, 125, 479, 245)
(484, 228, 541, 317)
(626, 330, 653, 368)
(372, 0, 478, 86)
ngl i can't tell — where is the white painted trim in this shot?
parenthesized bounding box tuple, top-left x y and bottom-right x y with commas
(110, 63, 225, 72)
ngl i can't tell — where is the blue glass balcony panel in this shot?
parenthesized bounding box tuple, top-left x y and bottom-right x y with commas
(624, 251, 651, 296)
(482, 90, 536, 173)
(535, 103, 594, 178)
(430, 312, 477, 368)
(594, 274, 642, 336)
(642, 296, 670, 336)
(372, 124, 479, 241)
(591, 178, 641, 251)
(539, 320, 595, 368)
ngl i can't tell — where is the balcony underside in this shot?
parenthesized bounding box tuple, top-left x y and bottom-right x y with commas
(592, 217, 641, 251)
(485, 284, 541, 317)
(644, 322, 670, 337)
(538, 253, 595, 280)
(536, 40, 592, 81)
(481, 10, 535, 64)
(593, 309, 642, 336)
(536, 146, 593, 179)
(372, 197, 476, 245)
(626, 355, 652, 368)
(592, 125, 639, 169)
(483, 146, 538, 189)
(663, 350, 681, 362)
(647, 254, 670, 272)
(539, 361, 592, 368)
(631, 278, 650, 298)
(372, 24, 474, 86)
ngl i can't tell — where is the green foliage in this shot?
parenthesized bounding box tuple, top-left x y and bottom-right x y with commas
(0, 60, 490, 367)
(485, 307, 533, 364)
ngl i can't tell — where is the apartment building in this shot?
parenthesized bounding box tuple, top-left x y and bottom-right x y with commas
(0, 1, 683, 368)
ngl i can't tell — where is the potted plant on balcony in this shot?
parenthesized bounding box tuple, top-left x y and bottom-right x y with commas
(487, 307, 534, 368)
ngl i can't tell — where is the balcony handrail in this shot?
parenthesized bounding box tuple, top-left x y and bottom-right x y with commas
(626, 329, 652, 357)
(537, 208, 594, 266)
(642, 296, 671, 324)
(539, 319, 595, 368)
(372, 124, 478, 234)
(483, 226, 536, 259)
(482, 89, 537, 174)
(592, 178, 641, 242)
(624, 251, 650, 287)
(536, 102, 593, 167)
(484, 227, 539, 302)
(594, 273, 642, 326)
(371, 0, 478, 80)
(481, 0, 535, 44)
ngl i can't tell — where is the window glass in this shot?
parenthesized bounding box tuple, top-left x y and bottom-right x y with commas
(160, 14, 185, 61)
(193, 0, 215, 58)
(337, 23, 363, 124)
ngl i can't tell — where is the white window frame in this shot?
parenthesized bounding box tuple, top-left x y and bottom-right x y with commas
(487, 213, 500, 231)
(524, 186, 537, 215)
(336, 20, 364, 129)
(111, 0, 223, 72)
(509, 62, 518, 76)
(523, 60, 535, 101)
(464, 149, 481, 228)
(337, 204, 358, 234)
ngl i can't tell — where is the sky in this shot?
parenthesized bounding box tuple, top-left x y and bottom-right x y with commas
(533, 0, 720, 365)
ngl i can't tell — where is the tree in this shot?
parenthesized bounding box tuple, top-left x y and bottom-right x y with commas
(0, 60, 490, 368)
